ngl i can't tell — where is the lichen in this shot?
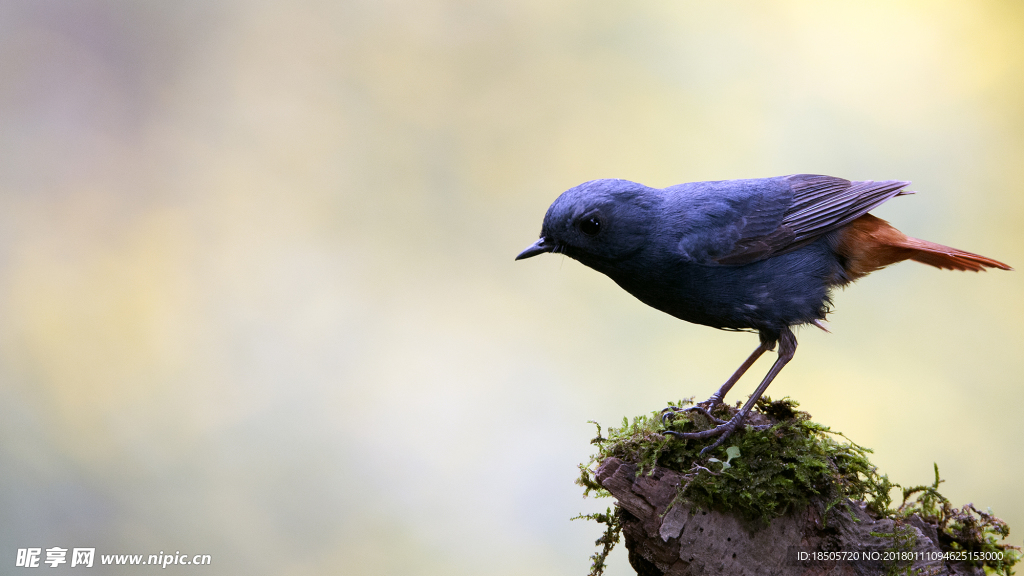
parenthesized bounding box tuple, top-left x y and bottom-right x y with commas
(575, 397, 1021, 576)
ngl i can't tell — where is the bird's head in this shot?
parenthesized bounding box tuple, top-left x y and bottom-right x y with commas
(516, 179, 659, 266)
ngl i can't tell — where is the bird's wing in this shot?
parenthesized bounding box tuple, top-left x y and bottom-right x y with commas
(713, 174, 912, 265)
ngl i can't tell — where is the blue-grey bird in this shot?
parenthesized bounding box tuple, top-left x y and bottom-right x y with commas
(516, 175, 1010, 452)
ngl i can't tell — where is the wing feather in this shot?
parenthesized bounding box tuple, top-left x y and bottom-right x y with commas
(713, 174, 912, 265)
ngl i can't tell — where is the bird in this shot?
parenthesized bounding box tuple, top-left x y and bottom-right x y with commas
(515, 175, 1010, 453)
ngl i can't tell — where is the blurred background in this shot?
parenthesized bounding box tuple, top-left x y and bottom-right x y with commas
(1, 1, 1022, 574)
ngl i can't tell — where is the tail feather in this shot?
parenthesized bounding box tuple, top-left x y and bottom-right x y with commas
(835, 214, 1012, 282)
(902, 237, 1012, 272)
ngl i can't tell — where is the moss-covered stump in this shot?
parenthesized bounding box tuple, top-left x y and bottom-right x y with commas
(576, 398, 1019, 576)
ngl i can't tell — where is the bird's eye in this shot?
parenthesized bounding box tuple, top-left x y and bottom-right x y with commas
(579, 216, 602, 236)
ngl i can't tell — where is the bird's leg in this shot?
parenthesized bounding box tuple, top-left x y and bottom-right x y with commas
(664, 328, 797, 456)
(701, 338, 773, 409)
(660, 339, 772, 424)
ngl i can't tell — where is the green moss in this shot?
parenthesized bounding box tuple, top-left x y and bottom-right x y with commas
(869, 522, 918, 576)
(575, 397, 1021, 576)
(570, 507, 622, 576)
(894, 463, 1019, 575)
(578, 397, 886, 522)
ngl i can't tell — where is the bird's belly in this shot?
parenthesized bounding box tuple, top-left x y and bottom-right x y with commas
(607, 243, 839, 332)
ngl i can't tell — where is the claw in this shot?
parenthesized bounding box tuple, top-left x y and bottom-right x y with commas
(659, 406, 680, 424)
(661, 393, 725, 424)
(662, 411, 745, 455)
(660, 402, 698, 423)
(698, 426, 737, 455)
(683, 405, 727, 425)
(661, 394, 726, 428)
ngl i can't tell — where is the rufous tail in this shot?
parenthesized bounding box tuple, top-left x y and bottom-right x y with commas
(835, 214, 1012, 282)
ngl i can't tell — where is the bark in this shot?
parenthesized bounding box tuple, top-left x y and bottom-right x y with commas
(596, 457, 984, 576)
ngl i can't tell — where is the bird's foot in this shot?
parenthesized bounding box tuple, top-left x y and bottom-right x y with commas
(663, 418, 738, 455)
(684, 404, 728, 425)
(659, 397, 726, 425)
(658, 405, 684, 424)
(663, 411, 768, 456)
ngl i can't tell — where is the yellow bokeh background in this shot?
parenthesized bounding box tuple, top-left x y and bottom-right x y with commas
(1, 1, 1022, 574)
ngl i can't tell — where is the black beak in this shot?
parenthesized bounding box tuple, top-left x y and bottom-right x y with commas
(515, 237, 554, 260)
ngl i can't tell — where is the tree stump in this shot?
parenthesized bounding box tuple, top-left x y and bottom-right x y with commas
(597, 456, 982, 576)
(578, 399, 1017, 576)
